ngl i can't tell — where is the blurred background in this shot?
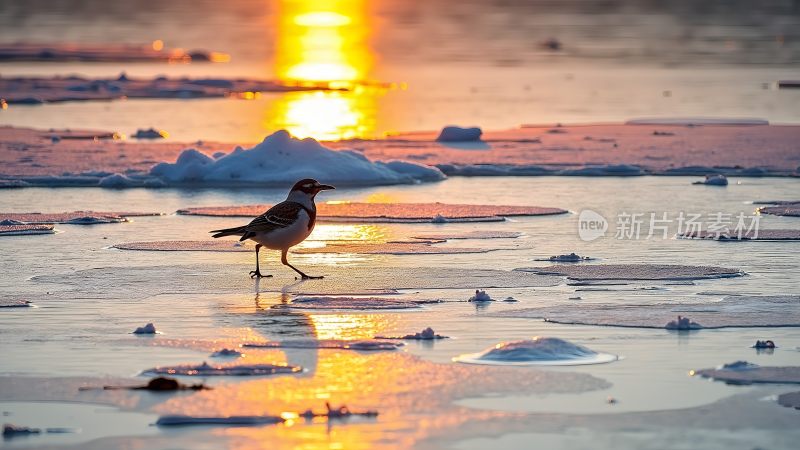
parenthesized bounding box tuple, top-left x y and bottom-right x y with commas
(1, 0, 799, 141)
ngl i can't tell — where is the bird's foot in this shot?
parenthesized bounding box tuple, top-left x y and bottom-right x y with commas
(297, 275, 324, 280)
(250, 271, 273, 279)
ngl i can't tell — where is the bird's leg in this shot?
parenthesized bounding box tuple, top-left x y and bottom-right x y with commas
(249, 244, 272, 278)
(282, 249, 323, 280)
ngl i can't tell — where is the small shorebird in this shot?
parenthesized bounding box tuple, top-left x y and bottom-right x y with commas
(210, 178, 335, 279)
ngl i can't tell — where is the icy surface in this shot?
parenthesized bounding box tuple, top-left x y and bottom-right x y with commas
(243, 339, 403, 351)
(694, 363, 800, 384)
(678, 229, 800, 241)
(625, 117, 769, 126)
(536, 253, 592, 262)
(142, 361, 301, 377)
(376, 327, 449, 340)
(132, 128, 167, 139)
(665, 316, 702, 330)
(0, 299, 32, 308)
(410, 231, 522, 240)
(492, 295, 800, 329)
(0, 211, 159, 224)
(0, 224, 54, 236)
(210, 349, 243, 358)
(156, 415, 284, 426)
(777, 391, 800, 409)
(285, 296, 425, 310)
(468, 290, 494, 302)
(453, 337, 618, 366)
(150, 130, 444, 186)
(31, 265, 562, 298)
(177, 202, 567, 221)
(516, 264, 743, 281)
(757, 201, 800, 217)
(437, 126, 483, 142)
(114, 240, 251, 252)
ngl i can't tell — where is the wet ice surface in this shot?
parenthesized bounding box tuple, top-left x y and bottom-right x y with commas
(0, 211, 160, 224)
(142, 361, 301, 377)
(453, 337, 618, 366)
(243, 340, 403, 351)
(492, 296, 800, 329)
(516, 264, 743, 281)
(178, 202, 567, 221)
(678, 229, 800, 240)
(113, 240, 252, 252)
(757, 201, 800, 217)
(0, 224, 55, 236)
(2, 176, 800, 449)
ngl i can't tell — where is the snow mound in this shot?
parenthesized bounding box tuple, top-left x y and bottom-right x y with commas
(693, 174, 728, 186)
(437, 126, 483, 142)
(492, 295, 800, 329)
(411, 231, 522, 240)
(0, 224, 55, 236)
(150, 130, 445, 186)
(285, 296, 425, 310)
(626, 117, 769, 126)
(243, 339, 402, 351)
(453, 337, 618, 366)
(142, 361, 301, 376)
(132, 323, 157, 334)
(693, 363, 800, 384)
(516, 264, 743, 281)
(156, 415, 284, 426)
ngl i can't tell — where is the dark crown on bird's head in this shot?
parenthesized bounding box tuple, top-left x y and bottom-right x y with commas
(290, 178, 335, 195)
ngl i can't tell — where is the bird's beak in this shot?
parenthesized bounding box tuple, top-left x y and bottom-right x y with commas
(317, 184, 335, 191)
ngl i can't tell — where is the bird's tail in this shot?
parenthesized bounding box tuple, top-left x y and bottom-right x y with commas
(210, 226, 247, 239)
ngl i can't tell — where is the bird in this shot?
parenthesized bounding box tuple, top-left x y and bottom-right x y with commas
(210, 178, 335, 279)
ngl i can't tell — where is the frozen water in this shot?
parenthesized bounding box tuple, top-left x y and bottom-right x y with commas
(492, 295, 800, 329)
(757, 201, 800, 217)
(694, 363, 800, 384)
(693, 174, 728, 186)
(150, 130, 445, 186)
(285, 296, 425, 310)
(0, 224, 54, 236)
(132, 128, 167, 139)
(156, 415, 284, 426)
(560, 164, 644, 176)
(468, 290, 494, 302)
(453, 337, 618, 366)
(142, 361, 301, 377)
(625, 117, 769, 126)
(535, 253, 592, 262)
(665, 315, 702, 330)
(0, 299, 32, 308)
(243, 339, 403, 351)
(114, 240, 252, 252)
(0, 211, 160, 224)
(437, 126, 483, 142)
(376, 327, 448, 340)
(777, 391, 800, 409)
(410, 231, 522, 240)
(516, 264, 743, 281)
(178, 202, 567, 221)
(132, 323, 157, 334)
(210, 348, 243, 358)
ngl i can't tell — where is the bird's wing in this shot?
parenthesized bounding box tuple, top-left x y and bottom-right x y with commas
(244, 201, 305, 234)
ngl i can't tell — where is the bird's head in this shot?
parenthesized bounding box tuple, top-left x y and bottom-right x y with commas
(289, 178, 335, 198)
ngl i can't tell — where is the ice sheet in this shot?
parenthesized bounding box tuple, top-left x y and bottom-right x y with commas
(678, 229, 800, 241)
(0, 211, 160, 224)
(694, 363, 800, 384)
(515, 264, 743, 281)
(453, 337, 618, 366)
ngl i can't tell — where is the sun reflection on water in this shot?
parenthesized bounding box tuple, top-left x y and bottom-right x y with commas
(271, 0, 378, 140)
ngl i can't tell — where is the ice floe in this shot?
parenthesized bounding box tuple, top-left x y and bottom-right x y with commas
(0, 211, 160, 224)
(535, 253, 592, 262)
(757, 201, 800, 218)
(491, 295, 800, 329)
(376, 327, 448, 340)
(150, 130, 444, 186)
(626, 117, 769, 126)
(0, 299, 32, 308)
(753, 340, 777, 349)
(777, 391, 800, 409)
(293, 242, 489, 255)
(142, 361, 301, 377)
(436, 126, 483, 142)
(132, 128, 168, 139)
(560, 164, 645, 176)
(3, 424, 41, 437)
(243, 339, 402, 351)
(210, 349, 244, 358)
(693, 174, 728, 186)
(453, 337, 618, 366)
(0, 224, 55, 236)
(0, 43, 226, 63)
(410, 231, 522, 240)
(693, 362, 800, 384)
(178, 202, 566, 222)
(113, 240, 251, 252)
(678, 229, 800, 241)
(80, 377, 210, 391)
(284, 296, 428, 310)
(515, 264, 743, 281)
(132, 323, 158, 334)
(156, 415, 284, 426)
(468, 290, 494, 302)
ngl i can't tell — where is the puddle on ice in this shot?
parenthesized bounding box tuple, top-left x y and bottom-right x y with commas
(453, 337, 618, 366)
(177, 202, 567, 222)
(516, 264, 743, 281)
(0, 401, 157, 447)
(31, 265, 562, 298)
(492, 295, 800, 329)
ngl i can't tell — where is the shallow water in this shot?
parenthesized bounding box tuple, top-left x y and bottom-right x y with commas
(1, 176, 799, 448)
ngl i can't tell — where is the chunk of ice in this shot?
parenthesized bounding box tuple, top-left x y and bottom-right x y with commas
(454, 337, 618, 366)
